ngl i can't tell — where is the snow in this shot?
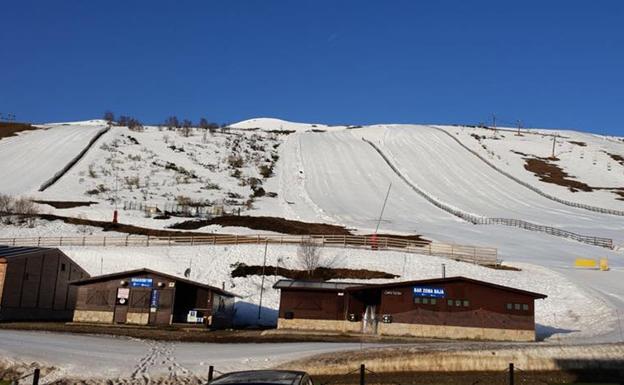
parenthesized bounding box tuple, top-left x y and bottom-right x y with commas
(0, 122, 108, 195)
(0, 329, 375, 382)
(230, 117, 347, 132)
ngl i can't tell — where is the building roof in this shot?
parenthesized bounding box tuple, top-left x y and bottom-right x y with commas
(273, 279, 372, 291)
(347, 276, 547, 299)
(274, 276, 547, 299)
(0, 245, 55, 259)
(70, 268, 239, 298)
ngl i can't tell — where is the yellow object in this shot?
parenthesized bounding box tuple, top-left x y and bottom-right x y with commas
(574, 258, 597, 268)
(600, 258, 609, 271)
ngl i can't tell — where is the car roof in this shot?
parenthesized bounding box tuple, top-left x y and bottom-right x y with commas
(210, 370, 308, 385)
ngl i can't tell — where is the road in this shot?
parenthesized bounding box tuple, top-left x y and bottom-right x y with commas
(0, 329, 378, 382)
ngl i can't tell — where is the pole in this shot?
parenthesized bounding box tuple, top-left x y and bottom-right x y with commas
(374, 183, 392, 234)
(551, 135, 557, 159)
(32, 368, 40, 385)
(508, 363, 514, 385)
(517, 120, 521, 136)
(208, 366, 214, 382)
(493, 114, 497, 133)
(257, 240, 268, 320)
(359, 364, 365, 385)
(442, 263, 446, 278)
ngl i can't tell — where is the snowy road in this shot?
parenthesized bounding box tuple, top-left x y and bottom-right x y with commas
(0, 330, 378, 381)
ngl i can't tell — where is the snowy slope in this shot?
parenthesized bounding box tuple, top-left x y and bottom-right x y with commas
(0, 122, 108, 195)
(445, 125, 624, 210)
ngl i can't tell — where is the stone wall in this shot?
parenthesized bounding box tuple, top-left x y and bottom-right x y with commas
(278, 318, 361, 333)
(72, 310, 114, 324)
(378, 322, 535, 342)
(126, 312, 149, 325)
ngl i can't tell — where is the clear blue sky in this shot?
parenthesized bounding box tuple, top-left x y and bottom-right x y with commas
(1, 1, 623, 135)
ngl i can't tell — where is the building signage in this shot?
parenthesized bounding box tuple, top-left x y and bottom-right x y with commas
(150, 290, 160, 308)
(384, 290, 403, 296)
(131, 278, 153, 288)
(117, 288, 130, 299)
(413, 286, 445, 298)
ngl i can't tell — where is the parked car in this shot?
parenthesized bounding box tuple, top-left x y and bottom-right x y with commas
(209, 370, 314, 385)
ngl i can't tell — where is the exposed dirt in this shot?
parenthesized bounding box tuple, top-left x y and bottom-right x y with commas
(369, 233, 430, 244)
(231, 263, 399, 280)
(522, 157, 624, 201)
(32, 200, 98, 209)
(0, 122, 42, 140)
(168, 215, 353, 235)
(568, 140, 587, 147)
(605, 151, 624, 166)
(523, 158, 593, 192)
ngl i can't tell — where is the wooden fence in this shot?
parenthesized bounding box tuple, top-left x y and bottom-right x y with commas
(0, 234, 499, 266)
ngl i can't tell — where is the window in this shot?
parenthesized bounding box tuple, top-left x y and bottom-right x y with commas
(455, 300, 461, 307)
(506, 303, 513, 310)
(61, 263, 66, 272)
(447, 299, 453, 306)
(415, 297, 437, 305)
(514, 303, 521, 310)
(522, 304, 529, 311)
(463, 300, 470, 307)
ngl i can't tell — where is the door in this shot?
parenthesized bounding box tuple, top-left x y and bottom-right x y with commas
(114, 288, 130, 324)
(148, 289, 174, 325)
(362, 305, 378, 334)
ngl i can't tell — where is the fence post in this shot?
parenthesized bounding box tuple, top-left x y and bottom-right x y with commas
(37, 237, 41, 247)
(191, 236, 194, 246)
(208, 365, 214, 382)
(168, 235, 171, 246)
(147, 235, 150, 246)
(343, 235, 346, 248)
(82, 236, 85, 246)
(126, 234, 129, 246)
(103, 237, 106, 247)
(508, 363, 514, 385)
(32, 368, 40, 385)
(359, 364, 365, 385)
(59, 237, 62, 246)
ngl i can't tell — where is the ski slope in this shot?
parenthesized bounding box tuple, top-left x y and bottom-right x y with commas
(447, 125, 624, 210)
(0, 121, 109, 195)
(362, 125, 623, 243)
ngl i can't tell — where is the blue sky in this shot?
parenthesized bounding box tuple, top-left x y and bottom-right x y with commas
(1, 1, 623, 135)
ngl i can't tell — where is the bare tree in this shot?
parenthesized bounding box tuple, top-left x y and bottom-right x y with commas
(127, 117, 143, 131)
(199, 118, 209, 129)
(181, 119, 193, 137)
(165, 116, 180, 129)
(117, 115, 130, 126)
(103, 111, 115, 124)
(297, 240, 322, 276)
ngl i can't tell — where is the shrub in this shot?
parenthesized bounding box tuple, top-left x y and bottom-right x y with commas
(258, 164, 273, 178)
(228, 155, 244, 168)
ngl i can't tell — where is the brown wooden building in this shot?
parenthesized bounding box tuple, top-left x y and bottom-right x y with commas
(71, 268, 237, 328)
(274, 277, 547, 341)
(0, 246, 89, 321)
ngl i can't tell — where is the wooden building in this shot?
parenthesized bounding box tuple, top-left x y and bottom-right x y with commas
(71, 268, 237, 328)
(0, 246, 89, 321)
(274, 277, 547, 341)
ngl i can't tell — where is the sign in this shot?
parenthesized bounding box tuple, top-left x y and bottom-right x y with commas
(413, 286, 445, 298)
(117, 288, 130, 299)
(131, 278, 153, 288)
(150, 290, 160, 308)
(384, 290, 402, 296)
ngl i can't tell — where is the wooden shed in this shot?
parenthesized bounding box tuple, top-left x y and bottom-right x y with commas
(0, 246, 89, 321)
(71, 268, 237, 328)
(274, 276, 547, 342)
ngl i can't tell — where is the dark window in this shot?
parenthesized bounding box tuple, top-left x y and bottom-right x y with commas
(455, 300, 461, 307)
(414, 297, 421, 304)
(463, 300, 470, 307)
(506, 303, 513, 310)
(431, 298, 437, 305)
(60, 263, 66, 272)
(447, 299, 453, 306)
(422, 298, 429, 304)
(522, 304, 529, 311)
(24, 273, 29, 281)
